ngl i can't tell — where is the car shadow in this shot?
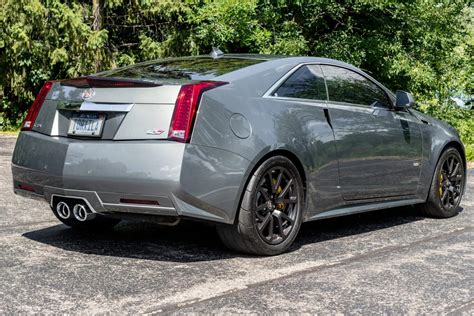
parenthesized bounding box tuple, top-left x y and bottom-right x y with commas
(22, 206, 432, 262)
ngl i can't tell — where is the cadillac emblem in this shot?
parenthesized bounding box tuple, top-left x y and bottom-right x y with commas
(82, 88, 95, 100)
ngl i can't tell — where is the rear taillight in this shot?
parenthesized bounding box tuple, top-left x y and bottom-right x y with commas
(168, 81, 227, 142)
(22, 81, 54, 131)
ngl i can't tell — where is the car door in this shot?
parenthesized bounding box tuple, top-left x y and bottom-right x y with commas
(320, 65, 423, 201)
(269, 64, 343, 214)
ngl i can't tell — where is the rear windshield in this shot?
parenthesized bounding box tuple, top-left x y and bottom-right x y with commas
(97, 57, 264, 84)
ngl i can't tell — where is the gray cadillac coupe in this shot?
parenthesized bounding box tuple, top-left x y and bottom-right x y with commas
(12, 53, 466, 255)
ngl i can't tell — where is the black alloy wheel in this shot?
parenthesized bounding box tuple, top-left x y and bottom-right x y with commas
(419, 147, 465, 218)
(438, 153, 464, 209)
(255, 167, 299, 245)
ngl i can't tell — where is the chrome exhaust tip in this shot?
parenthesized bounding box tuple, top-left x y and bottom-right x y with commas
(56, 201, 71, 219)
(73, 204, 89, 222)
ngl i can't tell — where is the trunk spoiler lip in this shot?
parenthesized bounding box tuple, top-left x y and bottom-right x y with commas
(60, 76, 162, 88)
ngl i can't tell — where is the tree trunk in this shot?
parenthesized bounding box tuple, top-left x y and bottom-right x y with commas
(92, 0, 103, 31)
(92, 0, 104, 71)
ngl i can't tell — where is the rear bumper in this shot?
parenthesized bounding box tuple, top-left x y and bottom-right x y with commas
(13, 182, 177, 216)
(12, 132, 252, 224)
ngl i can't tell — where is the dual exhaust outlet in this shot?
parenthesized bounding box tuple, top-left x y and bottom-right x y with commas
(56, 201, 93, 222)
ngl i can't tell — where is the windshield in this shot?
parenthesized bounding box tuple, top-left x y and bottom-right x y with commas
(97, 57, 265, 84)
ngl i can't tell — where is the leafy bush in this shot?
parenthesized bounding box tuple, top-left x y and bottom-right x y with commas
(0, 0, 108, 127)
(418, 100, 474, 161)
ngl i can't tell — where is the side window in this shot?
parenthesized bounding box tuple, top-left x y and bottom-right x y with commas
(273, 65, 327, 101)
(321, 65, 391, 107)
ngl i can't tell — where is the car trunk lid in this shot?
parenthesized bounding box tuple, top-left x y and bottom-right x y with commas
(32, 80, 180, 140)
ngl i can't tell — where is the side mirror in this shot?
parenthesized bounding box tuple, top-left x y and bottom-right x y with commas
(395, 90, 415, 109)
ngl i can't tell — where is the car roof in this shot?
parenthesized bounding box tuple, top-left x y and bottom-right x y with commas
(211, 54, 284, 60)
(200, 53, 352, 64)
(213, 54, 394, 98)
(214, 54, 360, 71)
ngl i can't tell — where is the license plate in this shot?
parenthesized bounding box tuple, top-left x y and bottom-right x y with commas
(68, 113, 105, 137)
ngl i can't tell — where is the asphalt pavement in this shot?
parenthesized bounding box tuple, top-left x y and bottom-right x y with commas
(0, 136, 472, 313)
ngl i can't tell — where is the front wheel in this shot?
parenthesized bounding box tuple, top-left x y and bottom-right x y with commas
(419, 147, 465, 218)
(217, 156, 305, 255)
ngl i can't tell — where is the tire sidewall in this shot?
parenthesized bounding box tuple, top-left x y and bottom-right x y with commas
(240, 156, 305, 254)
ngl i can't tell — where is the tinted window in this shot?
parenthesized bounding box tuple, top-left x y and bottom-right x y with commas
(321, 65, 390, 107)
(97, 57, 264, 84)
(274, 65, 327, 101)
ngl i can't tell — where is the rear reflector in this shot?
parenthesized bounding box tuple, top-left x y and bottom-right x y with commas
(61, 76, 160, 88)
(18, 184, 35, 192)
(168, 81, 227, 142)
(120, 198, 159, 206)
(22, 81, 54, 131)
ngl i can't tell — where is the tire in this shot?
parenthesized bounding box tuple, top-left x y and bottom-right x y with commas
(419, 147, 465, 218)
(51, 205, 120, 230)
(217, 156, 305, 255)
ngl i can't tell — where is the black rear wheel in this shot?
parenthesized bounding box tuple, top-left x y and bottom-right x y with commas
(419, 147, 465, 218)
(217, 156, 305, 255)
(254, 166, 299, 245)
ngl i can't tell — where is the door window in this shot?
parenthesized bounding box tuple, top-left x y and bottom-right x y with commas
(273, 65, 327, 101)
(321, 65, 391, 107)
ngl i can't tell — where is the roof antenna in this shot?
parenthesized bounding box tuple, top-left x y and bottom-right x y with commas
(209, 47, 224, 59)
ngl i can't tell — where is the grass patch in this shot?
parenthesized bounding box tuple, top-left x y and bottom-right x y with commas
(0, 130, 19, 136)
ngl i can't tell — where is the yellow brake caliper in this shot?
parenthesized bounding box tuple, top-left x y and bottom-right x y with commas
(273, 179, 285, 210)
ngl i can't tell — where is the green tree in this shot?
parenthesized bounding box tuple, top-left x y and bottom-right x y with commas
(0, 0, 108, 127)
